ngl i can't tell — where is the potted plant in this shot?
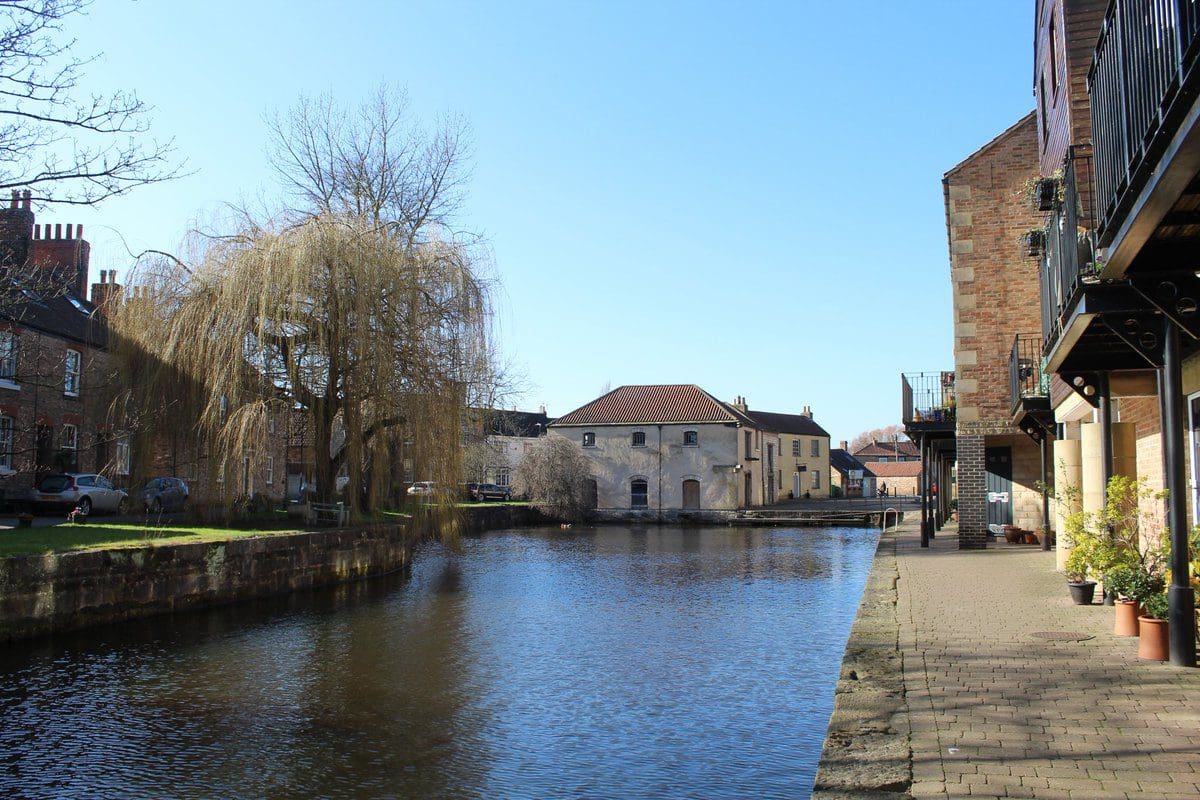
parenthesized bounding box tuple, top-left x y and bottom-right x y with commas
(1104, 562, 1141, 637)
(1064, 544, 1097, 604)
(1026, 173, 1062, 211)
(1021, 228, 1046, 258)
(1137, 593, 1170, 661)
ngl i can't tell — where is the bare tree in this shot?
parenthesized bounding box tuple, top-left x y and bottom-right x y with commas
(0, 1, 178, 206)
(514, 435, 593, 521)
(849, 424, 909, 452)
(265, 85, 470, 247)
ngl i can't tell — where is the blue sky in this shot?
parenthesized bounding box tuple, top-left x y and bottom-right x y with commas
(59, 1, 1033, 443)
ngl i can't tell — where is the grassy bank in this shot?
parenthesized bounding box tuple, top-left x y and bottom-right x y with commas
(0, 522, 309, 559)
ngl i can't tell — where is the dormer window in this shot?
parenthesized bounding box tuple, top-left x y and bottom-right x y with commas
(631, 431, 646, 447)
(683, 430, 698, 446)
(582, 432, 596, 447)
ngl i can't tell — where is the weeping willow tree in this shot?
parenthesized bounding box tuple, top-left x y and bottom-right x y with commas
(109, 87, 501, 523)
(111, 213, 493, 519)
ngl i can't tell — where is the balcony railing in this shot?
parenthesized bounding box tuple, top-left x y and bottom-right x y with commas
(1089, 0, 1200, 239)
(902, 371, 956, 426)
(1010, 333, 1050, 413)
(1040, 146, 1096, 349)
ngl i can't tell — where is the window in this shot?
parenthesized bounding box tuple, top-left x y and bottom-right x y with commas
(582, 432, 595, 447)
(792, 438, 800, 457)
(811, 439, 820, 457)
(115, 436, 131, 476)
(0, 330, 17, 382)
(268, 416, 276, 435)
(60, 423, 78, 471)
(683, 430, 698, 446)
(630, 478, 648, 509)
(266, 456, 274, 485)
(631, 431, 646, 447)
(496, 467, 511, 487)
(64, 349, 80, 396)
(744, 431, 752, 457)
(1049, 17, 1058, 95)
(812, 469, 821, 489)
(0, 416, 12, 472)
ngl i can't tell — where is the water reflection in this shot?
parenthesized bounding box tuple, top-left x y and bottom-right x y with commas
(0, 525, 878, 799)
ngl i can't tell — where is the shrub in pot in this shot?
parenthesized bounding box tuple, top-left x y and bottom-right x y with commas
(1104, 563, 1141, 636)
(1063, 545, 1097, 605)
(1137, 593, 1170, 661)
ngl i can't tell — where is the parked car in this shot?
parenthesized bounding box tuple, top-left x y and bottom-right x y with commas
(462, 482, 482, 501)
(406, 481, 435, 497)
(136, 477, 189, 512)
(28, 473, 128, 515)
(477, 483, 512, 501)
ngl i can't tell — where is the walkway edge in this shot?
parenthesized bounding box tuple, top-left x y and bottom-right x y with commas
(812, 521, 914, 799)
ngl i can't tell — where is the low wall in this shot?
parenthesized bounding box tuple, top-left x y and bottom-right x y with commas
(0, 524, 415, 642)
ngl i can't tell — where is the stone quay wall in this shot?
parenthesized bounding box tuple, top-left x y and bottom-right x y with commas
(0, 524, 417, 642)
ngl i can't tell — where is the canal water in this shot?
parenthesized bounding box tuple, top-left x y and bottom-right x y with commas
(0, 525, 879, 799)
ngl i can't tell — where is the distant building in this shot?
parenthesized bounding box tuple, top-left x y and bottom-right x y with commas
(852, 439, 918, 463)
(463, 406, 552, 487)
(741, 404, 831, 499)
(864, 461, 922, 497)
(549, 384, 779, 515)
(830, 444, 875, 498)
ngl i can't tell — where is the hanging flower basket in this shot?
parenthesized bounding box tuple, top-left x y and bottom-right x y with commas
(1021, 229, 1046, 258)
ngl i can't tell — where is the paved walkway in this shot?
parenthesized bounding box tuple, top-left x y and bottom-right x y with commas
(816, 520, 1200, 799)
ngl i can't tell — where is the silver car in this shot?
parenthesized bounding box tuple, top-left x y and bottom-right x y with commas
(29, 473, 129, 515)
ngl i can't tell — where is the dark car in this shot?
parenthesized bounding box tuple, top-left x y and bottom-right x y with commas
(477, 483, 512, 501)
(137, 477, 189, 512)
(462, 482, 482, 501)
(28, 473, 128, 515)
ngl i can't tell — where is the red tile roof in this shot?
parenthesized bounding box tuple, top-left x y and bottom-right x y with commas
(862, 461, 923, 478)
(551, 384, 755, 426)
(853, 439, 919, 458)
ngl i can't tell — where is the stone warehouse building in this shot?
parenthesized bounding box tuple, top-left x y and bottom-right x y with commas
(549, 384, 781, 516)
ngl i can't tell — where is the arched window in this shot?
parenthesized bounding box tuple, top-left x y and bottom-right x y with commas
(584, 479, 598, 509)
(683, 430, 698, 446)
(582, 432, 595, 447)
(631, 431, 646, 447)
(630, 478, 648, 509)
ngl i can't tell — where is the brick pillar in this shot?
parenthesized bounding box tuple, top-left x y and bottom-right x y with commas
(957, 434, 988, 549)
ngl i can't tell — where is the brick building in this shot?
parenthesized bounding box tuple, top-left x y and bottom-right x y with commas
(943, 114, 1048, 547)
(0, 191, 124, 503)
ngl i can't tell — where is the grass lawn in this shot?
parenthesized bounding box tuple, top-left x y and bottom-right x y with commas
(0, 522, 307, 559)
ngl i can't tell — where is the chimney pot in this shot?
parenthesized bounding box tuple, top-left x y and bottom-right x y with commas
(840, 440, 848, 451)
(54, 224, 61, 239)
(75, 224, 82, 240)
(33, 224, 39, 239)
(22, 190, 31, 210)
(9, 190, 16, 208)
(65, 224, 72, 239)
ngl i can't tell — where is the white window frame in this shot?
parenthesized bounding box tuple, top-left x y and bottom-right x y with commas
(792, 438, 800, 457)
(812, 469, 821, 489)
(811, 438, 820, 457)
(0, 330, 18, 386)
(0, 415, 13, 473)
(266, 455, 274, 485)
(115, 436, 131, 476)
(64, 349, 81, 396)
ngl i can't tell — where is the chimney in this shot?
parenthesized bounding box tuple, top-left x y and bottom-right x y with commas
(801, 405, 812, 418)
(539, 404, 546, 415)
(840, 440, 848, 451)
(90, 268, 123, 311)
(731, 395, 748, 412)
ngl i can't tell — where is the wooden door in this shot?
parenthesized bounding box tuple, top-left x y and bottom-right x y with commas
(682, 479, 700, 509)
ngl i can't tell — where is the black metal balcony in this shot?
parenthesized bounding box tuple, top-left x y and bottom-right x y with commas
(1040, 146, 1097, 354)
(902, 371, 956, 435)
(1089, 0, 1200, 244)
(1009, 334, 1049, 411)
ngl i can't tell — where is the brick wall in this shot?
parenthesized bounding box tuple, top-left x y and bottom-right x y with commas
(957, 435, 987, 548)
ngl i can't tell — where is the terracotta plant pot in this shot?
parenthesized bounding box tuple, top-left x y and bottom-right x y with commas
(1023, 532, 1039, 545)
(1113, 600, 1141, 637)
(1068, 581, 1096, 605)
(1137, 616, 1169, 661)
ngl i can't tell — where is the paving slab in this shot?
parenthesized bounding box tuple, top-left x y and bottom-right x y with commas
(815, 519, 1200, 800)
